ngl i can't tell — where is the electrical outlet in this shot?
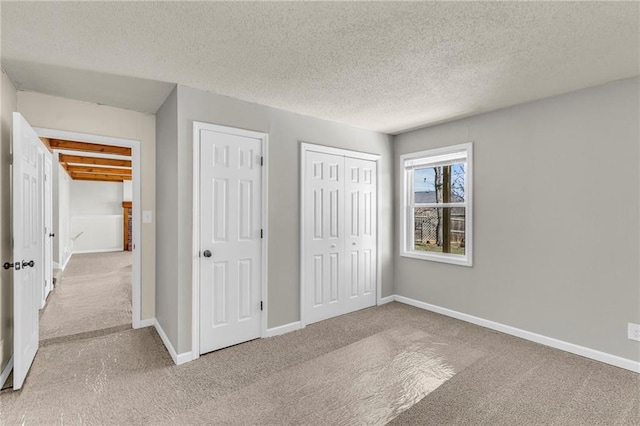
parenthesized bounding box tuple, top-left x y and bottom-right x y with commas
(628, 323, 640, 342)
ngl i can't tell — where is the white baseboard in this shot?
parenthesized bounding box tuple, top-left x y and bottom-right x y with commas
(60, 254, 72, 271)
(265, 321, 303, 338)
(0, 355, 14, 389)
(52, 261, 61, 270)
(137, 318, 155, 328)
(152, 319, 192, 366)
(176, 351, 194, 365)
(72, 248, 124, 255)
(377, 295, 396, 305)
(394, 295, 640, 373)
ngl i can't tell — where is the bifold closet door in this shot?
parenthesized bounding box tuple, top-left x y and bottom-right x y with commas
(303, 151, 346, 324)
(303, 149, 377, 326)
(344, 156, 377, 314)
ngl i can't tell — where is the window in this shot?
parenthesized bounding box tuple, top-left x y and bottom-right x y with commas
(400, 143, 472, 266)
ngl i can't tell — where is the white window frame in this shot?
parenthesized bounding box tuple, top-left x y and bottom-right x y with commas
(400, 142, 473, 267)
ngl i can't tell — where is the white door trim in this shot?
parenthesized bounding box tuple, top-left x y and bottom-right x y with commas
(192, 121, 269, 361)
(299, 142, 381, 328)
(32, 127, 143, 329)
(40, 148, 53, 308)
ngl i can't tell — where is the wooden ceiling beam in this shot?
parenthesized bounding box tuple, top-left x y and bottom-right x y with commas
(59, 154, 132, 168)
(39, 137, 53, 153)
(50, 139, 131, 156)
(70, 172, 131, 182)
(67, 165, 131, 176)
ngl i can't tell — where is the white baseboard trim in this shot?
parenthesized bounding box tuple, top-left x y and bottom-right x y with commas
(52, 261, 61, 270)
(394, 295, 640, 373)
(72, 248, 124, 255)
(176, 351, 194, 365)
(265, 321, 303, 338)
(60, 254, 72, 271)
(138, 318, 155, 328)
(152, 319, 192, 366)
(377, 295, 396, 305)
(0, 355, 14, 389)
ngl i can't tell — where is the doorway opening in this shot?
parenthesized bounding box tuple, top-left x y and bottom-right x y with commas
(34, 128, 142, 343)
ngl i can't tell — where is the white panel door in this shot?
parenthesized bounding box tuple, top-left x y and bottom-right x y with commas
(344, 156, 377, 314)
(199, 128, 262, 354)
(303, 151, 345, 324)
(12, 112, 42, 389)
(43, 154, 53, 305)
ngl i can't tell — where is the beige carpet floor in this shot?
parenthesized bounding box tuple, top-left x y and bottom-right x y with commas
(2, 302, 638, 424)
(39, 251, 132, 342)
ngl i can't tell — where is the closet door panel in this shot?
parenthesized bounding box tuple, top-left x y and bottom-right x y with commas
(344, 157, 377, 313)
(304, 151, 346, 324)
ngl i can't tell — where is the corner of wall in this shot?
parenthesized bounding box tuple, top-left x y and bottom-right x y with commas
(0, 69, 17, 374)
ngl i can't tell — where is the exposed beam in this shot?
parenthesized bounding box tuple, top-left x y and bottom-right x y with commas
(59, 162, 72, 179)
(39, 137, 53, 153)
(59, 154, 132, 168)
(50, 139, 131, 156)
(70, 172, 131, 182)
(67, 165, 131, 176)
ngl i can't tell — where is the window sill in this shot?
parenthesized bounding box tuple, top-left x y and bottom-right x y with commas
(400, 251, 472, 267)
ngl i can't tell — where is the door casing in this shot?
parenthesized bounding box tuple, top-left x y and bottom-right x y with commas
(33, 127, 144, 329)
(192, 121, 269, 361)
(300, 142, 382, 328)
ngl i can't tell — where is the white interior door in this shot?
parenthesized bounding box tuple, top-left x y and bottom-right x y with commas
(199, 127, 263, 355)
(43, 154, 53, 304)
(344, 156, 377, 313)
(303, 151, 346, 324)
(12, 112, 43, 389)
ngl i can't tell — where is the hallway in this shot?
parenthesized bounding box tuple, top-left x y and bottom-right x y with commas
(39, 251, 132, 342)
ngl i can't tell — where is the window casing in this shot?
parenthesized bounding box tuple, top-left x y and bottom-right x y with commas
(400, 143, 473, 266)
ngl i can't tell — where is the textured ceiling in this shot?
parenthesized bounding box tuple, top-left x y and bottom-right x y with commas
(2, 2, 639, 134)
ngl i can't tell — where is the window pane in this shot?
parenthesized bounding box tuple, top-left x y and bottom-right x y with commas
(414, 163, 465, 203)
(413, 207, 466, 255)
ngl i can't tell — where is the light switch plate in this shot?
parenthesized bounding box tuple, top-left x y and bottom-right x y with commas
(143, 210, 153, 224)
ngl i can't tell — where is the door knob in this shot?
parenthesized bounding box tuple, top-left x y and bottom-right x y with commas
(49, 233, 55, 237)
(203, 250, 212, 258)
(21, 260, 35, 268)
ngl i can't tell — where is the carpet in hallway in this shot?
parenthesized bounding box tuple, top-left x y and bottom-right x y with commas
(39, 251, 132, 341)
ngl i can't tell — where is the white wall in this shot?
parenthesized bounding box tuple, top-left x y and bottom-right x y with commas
(123, 180, 132, 202)
(394, 77, 640, 362)
(55, 162, 72, 267)
(17, 91, 156, 320)
(0, 69, 17, 376)
(70, 180, 123, 253)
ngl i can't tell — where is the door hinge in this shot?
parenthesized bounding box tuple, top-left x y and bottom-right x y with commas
(260, 229, 263, 239)
(260, 156, 264, 166)
(8, 153, 13, 165)
(260, 301, 263, 311)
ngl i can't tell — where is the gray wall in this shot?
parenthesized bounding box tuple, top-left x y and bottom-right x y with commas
(394, 77, 640, 361)
(155, 85, 394, 353)
(155, 86, 179, 347)
(0, 69, 17, 375)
